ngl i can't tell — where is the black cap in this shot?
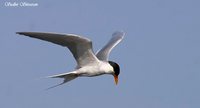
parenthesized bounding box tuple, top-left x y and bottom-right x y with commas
(108, 61, 120, 76)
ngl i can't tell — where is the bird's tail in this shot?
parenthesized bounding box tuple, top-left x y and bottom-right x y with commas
(45, 72, 78, 90)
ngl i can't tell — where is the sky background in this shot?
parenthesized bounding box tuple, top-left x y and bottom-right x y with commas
(0, 0, 200, 108)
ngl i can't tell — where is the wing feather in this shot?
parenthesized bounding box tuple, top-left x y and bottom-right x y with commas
(96, 31, 125, 61)
(17, 32, 99, 67)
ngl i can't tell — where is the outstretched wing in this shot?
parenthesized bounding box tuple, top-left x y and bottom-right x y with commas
(96, 31, 125, 61)
(17, 32, 99, 67)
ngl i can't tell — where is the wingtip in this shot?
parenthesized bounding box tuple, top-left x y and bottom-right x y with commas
(116, 30, 125, 34)
(112, 31, 125, 38)
(16, 32, 33, 35)
(16, 32, 24, 35)
(16, 32, 20, 34)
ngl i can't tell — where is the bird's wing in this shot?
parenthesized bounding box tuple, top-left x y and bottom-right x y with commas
(96, 31, 125, 61)
(17, 32, 99, 67)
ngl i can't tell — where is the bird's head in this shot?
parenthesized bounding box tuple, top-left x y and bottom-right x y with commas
(108, 61, 120, 85)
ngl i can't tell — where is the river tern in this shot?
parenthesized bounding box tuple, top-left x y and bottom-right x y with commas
(17, 31, 124, 88)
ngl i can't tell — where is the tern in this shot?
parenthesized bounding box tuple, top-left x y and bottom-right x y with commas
(17, 31, 124, 89)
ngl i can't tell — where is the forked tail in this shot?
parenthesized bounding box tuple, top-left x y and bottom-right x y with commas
(45, 72, 78, 90)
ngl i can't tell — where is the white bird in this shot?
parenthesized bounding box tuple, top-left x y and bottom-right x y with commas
(17, 31, 124, 89)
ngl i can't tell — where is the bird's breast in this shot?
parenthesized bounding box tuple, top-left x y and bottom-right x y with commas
(77, 63, 113, 77)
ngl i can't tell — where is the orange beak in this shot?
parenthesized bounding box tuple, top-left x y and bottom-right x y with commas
(114, 75, 118, 85)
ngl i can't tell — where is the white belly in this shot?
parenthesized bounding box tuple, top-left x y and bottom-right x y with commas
(77, 62, 114, 77)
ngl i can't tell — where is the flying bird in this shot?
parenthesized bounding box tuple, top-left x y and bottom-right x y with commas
(17, 31, 125, 89)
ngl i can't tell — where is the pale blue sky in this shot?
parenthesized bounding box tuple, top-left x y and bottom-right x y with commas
(1, 0, 200, 108)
